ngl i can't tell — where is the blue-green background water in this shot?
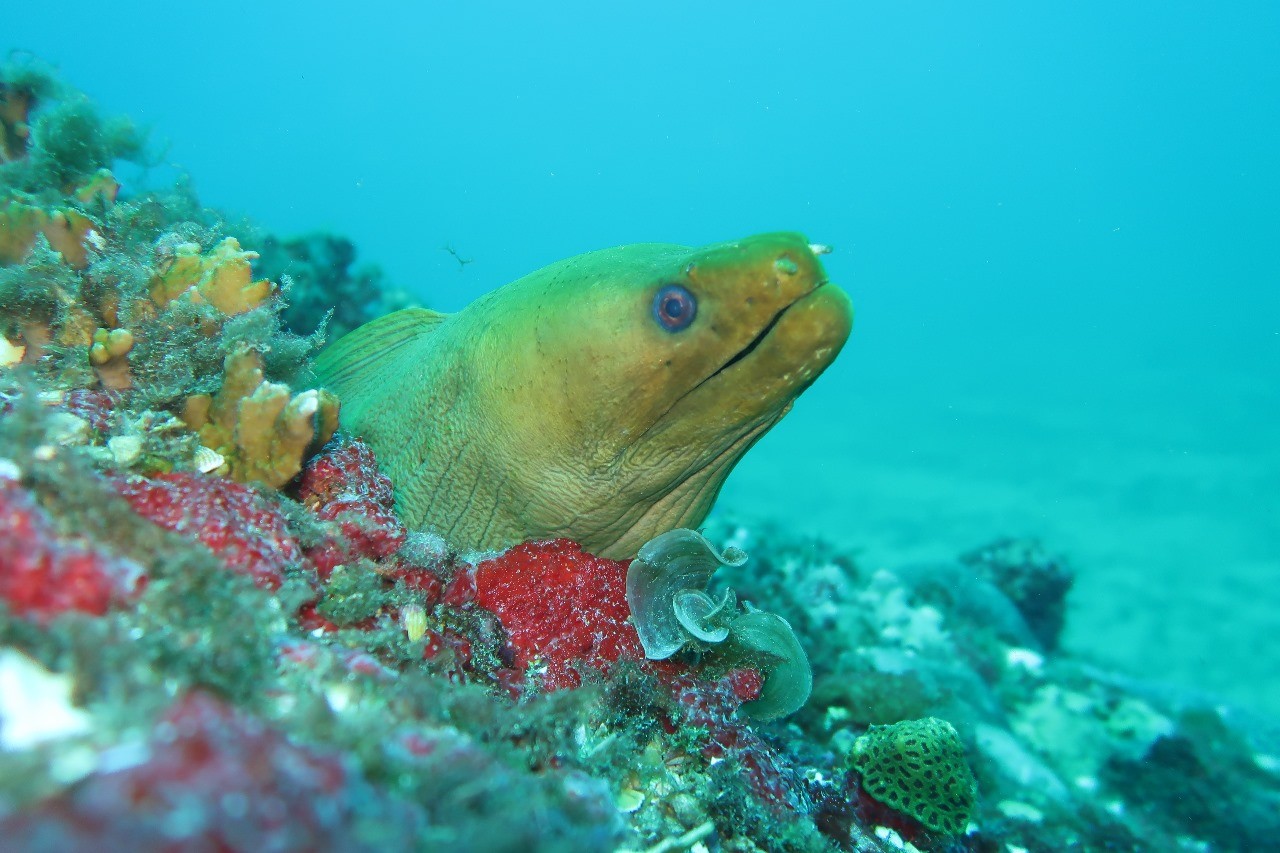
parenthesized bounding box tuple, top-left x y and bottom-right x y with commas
(9, 1, 1279, 715)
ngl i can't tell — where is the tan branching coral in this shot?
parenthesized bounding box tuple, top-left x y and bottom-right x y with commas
(2, 65, 338, 492)
(73, 169, 120, 205)
(150, 237, 273, 316)
(0, 170, 115, 269)
(1, 193, 285, 391)
(88, 327, 135, 390)
(181, 347, 339, 488)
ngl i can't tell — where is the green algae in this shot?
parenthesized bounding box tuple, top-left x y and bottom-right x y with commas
(316, 562, 393, 626)
(1, 56, 141, 195)
(23, 96, 141, 193)
(627, 528, 745, 659)
(721, 610, 813, 722)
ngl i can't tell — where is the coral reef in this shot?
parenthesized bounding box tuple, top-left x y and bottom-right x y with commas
(4, 58, 1279, 853)
(1, 57, 138, 279)
(0, 472, 143, 621)
(0, 188, 105, 268)
(149, 236, 273, 316)
(1100, 709, 1280, 850)
(295, 435, 407, 576)
(0, 56, 140, 190)
(959, 537, 1073, 651)
(114, 471, 305, 590)
(0, 67, 40, 163)
(0, 62, 336, 492)
(470, 538, 645, 691)
(1, 690, 431, 850)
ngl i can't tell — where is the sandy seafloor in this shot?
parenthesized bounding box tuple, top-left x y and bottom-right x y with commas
(720, 352, 1280, 721)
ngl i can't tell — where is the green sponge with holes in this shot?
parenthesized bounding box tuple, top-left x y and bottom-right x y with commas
(852, 717, 977, 837)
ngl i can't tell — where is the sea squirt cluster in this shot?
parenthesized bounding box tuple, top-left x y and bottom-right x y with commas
(627, 528, 812, 721)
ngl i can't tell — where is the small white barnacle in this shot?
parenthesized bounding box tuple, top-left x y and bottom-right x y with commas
(400, 603, 428, 642)
(194, 445, 226, 474)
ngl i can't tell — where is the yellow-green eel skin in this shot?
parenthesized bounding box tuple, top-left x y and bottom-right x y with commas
(315, 232, 853, 559)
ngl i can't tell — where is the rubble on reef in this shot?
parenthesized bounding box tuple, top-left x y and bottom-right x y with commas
(0, 689, 433, 850)
(4, 56, 1280, 853)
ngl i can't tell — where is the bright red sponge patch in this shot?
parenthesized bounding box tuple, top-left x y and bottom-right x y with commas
(296, 437, 407, 578)
(0, 479, 143, 621)
(114, 472, 303, 590)
(471, 539, 645, 690)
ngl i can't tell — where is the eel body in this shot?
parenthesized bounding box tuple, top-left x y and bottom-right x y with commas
(315, 232, 852, 558)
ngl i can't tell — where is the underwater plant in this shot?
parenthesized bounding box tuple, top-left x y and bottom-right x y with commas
(626, 527, 747, 658)
(626, 528, 812, 721)
(0, 55, 140, 192)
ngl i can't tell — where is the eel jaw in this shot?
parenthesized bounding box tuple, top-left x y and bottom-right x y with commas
(706, 279, 833, 383)
(627, 279, 852, 473)
(700, 279, 851, 411)
(592, 283, 848, 554)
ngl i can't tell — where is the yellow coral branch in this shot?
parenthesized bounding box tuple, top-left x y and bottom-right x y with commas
(151, 237, 273, 316)
(181, 347, 339, 488)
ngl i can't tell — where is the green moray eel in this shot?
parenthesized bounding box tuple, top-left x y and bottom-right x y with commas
(315, 232, 852, 559)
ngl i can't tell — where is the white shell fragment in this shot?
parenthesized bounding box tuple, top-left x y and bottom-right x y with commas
(0, 336, 25, 367)
(108, 435, 144, 467)
(615, 788, 645, 813)
(194, 445, 226, 474)
(0, 649, 92, 749)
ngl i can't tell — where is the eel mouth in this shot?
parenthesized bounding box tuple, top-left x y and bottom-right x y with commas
(708, 279, 830, 382)
(632, 275, 848, 448)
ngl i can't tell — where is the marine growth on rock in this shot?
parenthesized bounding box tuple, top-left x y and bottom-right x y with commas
(852, 716, 978, 838)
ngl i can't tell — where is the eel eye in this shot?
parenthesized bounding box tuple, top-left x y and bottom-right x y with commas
(652, 284, 697, 332)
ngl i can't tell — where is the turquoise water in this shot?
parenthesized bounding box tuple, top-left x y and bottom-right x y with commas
(9, 1, 1278, 715)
